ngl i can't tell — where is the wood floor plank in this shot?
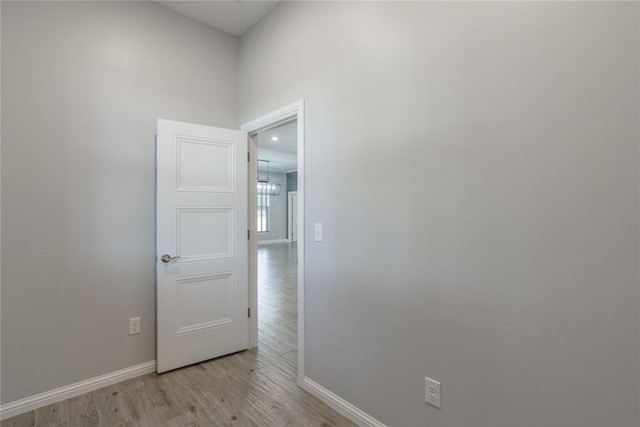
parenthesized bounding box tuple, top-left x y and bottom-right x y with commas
(231, 347, 275, 369)
(118, 377, 145, 392)
(92, 384, 133, 425)
(139, 372, 164, 393)
(224, 373, 281, 422)
(172, 383, 219, 426)
(199, 379, 262, 426)
(120, 383, 157, 422)
(189, 381, 239, 427)
(120, 405, 172, 427)
(33, 401, 66, 427)
(0, 411, 35, 427)
(148, 386, 188, 420)
(64, 393, 98, 427)
(253, 364, 299, 397)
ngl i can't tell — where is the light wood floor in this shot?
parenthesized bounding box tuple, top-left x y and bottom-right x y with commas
(2, 243, 355, 427)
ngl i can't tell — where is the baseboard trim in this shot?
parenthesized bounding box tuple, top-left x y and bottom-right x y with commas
(301, 377, 386, 427)
(257, 239, 290, 245)
(0, 360, 156, 420)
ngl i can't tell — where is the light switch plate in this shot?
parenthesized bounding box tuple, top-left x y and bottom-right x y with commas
(314, 223, 323, 242)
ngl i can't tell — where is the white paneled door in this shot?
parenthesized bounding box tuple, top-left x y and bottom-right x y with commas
(156, 119, 248, 373)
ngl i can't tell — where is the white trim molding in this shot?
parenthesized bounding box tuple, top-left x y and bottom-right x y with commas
(302, 377, 386, 427)
(257, 239, 289, 245)
(241, 100, 303, 132)
(0, 360, 156, 420)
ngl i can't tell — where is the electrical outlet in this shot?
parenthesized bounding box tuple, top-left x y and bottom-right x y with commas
(129, 317, 141, 335)
(425, 377, 441, 408)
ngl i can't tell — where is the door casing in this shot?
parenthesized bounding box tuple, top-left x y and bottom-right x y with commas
(241, 100, 305, 386)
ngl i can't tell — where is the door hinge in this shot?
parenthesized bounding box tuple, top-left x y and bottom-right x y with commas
(248, 229, 250, 240)
(248, 151, 250, 162)
(248, 308, 251, 318)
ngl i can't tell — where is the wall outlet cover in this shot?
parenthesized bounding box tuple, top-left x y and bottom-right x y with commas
(425, 377, 441, 409)
(129, 317, 141, 335)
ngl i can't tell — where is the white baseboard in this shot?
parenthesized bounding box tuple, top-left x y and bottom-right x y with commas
(301, 377, 386, 427)
(0, 360, 156, 420)
(257, 239, 290, 245)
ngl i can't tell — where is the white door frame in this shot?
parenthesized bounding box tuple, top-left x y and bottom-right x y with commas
(288, 191, 299, 242)
(241, 100, 305, 385)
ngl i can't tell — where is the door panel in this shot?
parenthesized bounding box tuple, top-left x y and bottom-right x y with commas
(174, 273, 234, 334)
(176, 207, 233, 259)
(175, 137, 233, 192)
(156, 119, 248, 373)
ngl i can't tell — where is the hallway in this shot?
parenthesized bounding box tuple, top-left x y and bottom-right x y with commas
(257, 243, 298, 370)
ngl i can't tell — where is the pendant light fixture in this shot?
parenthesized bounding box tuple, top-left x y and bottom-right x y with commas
(257, 159, 281, 196)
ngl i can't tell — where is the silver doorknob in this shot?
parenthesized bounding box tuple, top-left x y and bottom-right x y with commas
(161, 254, 182, 263)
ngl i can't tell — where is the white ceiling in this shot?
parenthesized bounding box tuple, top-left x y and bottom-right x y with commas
(257, 120, 297, 174)
(156, 1, 279, 37)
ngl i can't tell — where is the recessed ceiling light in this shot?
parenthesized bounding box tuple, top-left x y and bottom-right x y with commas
(271, 136, 279, 141)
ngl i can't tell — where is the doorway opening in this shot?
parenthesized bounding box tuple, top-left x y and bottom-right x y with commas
(242, 100, 305, 385)
(256, 121, 298, 374)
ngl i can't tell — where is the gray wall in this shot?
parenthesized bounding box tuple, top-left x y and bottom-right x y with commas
(257, 171, 288, 242)
(286, 172, 297, 192)
(239, 2, 640, 426)
(1, 1, 238, 403)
